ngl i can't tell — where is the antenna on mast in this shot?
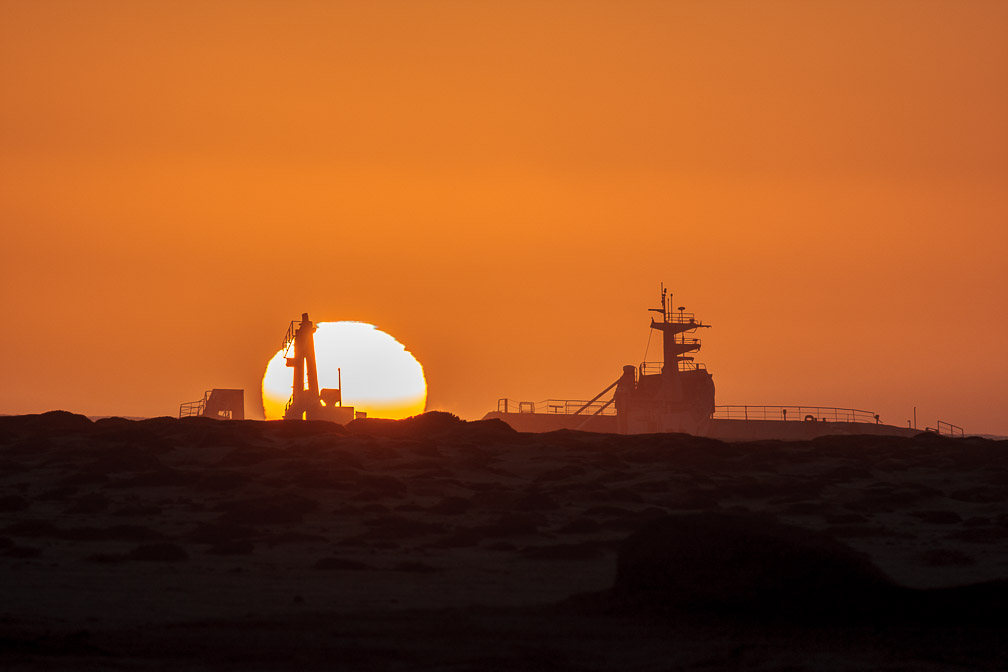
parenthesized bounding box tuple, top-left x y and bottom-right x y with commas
(649, 282, 669, 319)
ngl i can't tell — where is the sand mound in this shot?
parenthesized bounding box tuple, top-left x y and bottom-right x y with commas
(612, 512, 899, 620)
(611, 512, 1008, 625)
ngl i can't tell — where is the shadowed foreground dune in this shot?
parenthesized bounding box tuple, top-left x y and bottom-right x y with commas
(1, 411, 1006, 670)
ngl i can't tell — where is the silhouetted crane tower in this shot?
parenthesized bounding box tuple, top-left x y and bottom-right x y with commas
(281, 312, 354, 423)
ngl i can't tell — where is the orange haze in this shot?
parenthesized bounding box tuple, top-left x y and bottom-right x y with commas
(2, 1, 1006, 434)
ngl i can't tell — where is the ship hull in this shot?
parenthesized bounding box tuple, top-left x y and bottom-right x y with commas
(481, 412, 922, 440)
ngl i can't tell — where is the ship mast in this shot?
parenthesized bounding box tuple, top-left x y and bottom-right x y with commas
(647, 284, 710, 377)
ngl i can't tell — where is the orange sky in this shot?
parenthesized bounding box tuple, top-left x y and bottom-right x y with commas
(2, 1, 1006, 434)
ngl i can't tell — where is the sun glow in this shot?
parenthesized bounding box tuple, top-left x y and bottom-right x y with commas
(261, 321, 426, 420)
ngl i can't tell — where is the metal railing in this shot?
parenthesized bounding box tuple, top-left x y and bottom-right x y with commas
(638, 361, 707, 376)
(712, 405, 879, 424)
(931, 420, 965, 437)
(179, 390, 210, 419)
(281, 320, 297, 358)
(497, 398, 618, 416)
(660, 309, 698, 325)
(495, 399, 883, 425)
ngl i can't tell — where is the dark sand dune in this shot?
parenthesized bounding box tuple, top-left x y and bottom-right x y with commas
(609, 512, 1008, 625)
(1, 411, 1007, 670)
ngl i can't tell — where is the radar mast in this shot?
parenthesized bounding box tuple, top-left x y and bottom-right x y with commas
(647, 283, 710, 376)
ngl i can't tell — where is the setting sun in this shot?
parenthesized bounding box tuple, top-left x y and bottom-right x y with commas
(261, 321, 426, 420)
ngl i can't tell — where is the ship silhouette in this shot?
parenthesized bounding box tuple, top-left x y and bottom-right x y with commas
(485, 285, 930, 440)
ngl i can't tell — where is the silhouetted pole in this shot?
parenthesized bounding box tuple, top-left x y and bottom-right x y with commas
(291, 318, 307, 416)
(304, 314, 320, 402)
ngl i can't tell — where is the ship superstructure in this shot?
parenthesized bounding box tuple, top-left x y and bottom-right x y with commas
(614, 285, 714, 434)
